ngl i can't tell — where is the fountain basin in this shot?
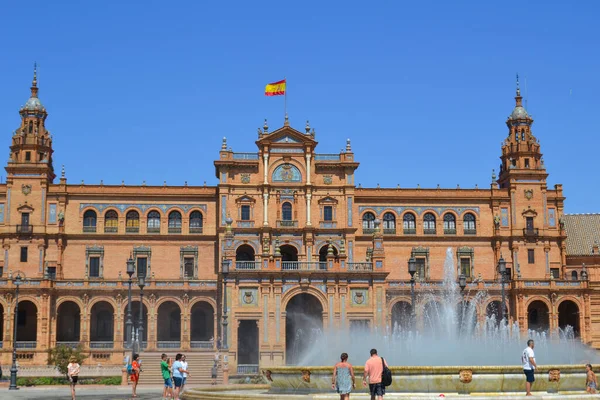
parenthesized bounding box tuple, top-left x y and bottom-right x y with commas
(265, 365, 585, 394)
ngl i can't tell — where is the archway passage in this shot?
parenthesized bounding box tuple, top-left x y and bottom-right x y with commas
(391, 301, 412, 333)
(238, 320, 259, 370)
(280, 245, 298, 262)
(527, 300, 550, 332)
(191, 302, 214, 347)
(57, 301, 81, 343)
(318, 245, 338, 262)
(236, 245, 255, 261)
(17, 300, 37, 345)
(131, 301, 149, 342)
(90, 301, 114, 345)
(286, 293, 323, 365)
(157, 302, 181, 346)
(558, 300, 580, 338)
(485, 300, 506, 327)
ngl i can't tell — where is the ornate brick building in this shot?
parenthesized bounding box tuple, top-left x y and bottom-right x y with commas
(0, 70, 596, 373)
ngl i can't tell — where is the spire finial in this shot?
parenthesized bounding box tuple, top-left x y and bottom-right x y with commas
(305, 120, 310, 133)
(284, 113, 289, 126)
(33, 62, 38, 87)
(516, 73, 520, 96)
(263, 119, 269, 133)
(221, 137, 227, 151)
(61, 164, 65, 178)
(346, 138, 352, 152)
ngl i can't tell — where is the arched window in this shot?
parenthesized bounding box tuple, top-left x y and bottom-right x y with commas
(362, 212, 376, 232)
(147, 211, 161, 233)
(282, 202, 293, 221)
(104, 210, 118, 233)
(463, 213, 476, 234)
(83, 210, 97, 232)
(126, 210, 140, 233)
(571, 270, 578, 281)
(443, 213, 456, 234)
(383, 212, 396, 234)
(423, 213, 436, 234)
(168, 211, 182, 233)
(189, 211, 203, 233)
(403, 213, 416, 234)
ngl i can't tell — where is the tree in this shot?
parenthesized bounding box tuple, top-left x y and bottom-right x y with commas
(48, 345, 88, 378)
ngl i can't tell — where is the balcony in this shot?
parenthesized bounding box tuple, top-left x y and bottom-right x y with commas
(191, 341, 213, 349)
(403, 228, 416, 235)
(157, 341, 181, 349)
(235, 261, 261, 270)
(383, 228, 396, 235)
(83, 226, 97, 233)
(319, 221, 337, 229)
(237, 364, 259, 375)
(168, 227, 182, 234)
(16, 341, 36, 349)
(444, 228, 456, 235)
(464, 229, 477, 235)
(232, 152, 259, 160)
(282, 261, 327, 271)
(237, 220, 255, 228)
(147, 227, 161, 234)
(314, 154, 340, 161)
(277, 220, 298, 228)
(189, 227, 203, 234)
(523, 228, 539, 237)
(56, 341, 81, 348)
(348, 262, 373, 271)
(104, 226, 118, 233)
(16, 225, 33, 234)
(89, 341, 114, 349)
(423, 229, 437, 235)
(126, 226, 139, 233)
(363, 228, 377, 235)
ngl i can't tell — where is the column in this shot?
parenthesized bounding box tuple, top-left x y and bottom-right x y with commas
(263, 193, 269, 226)
(305, 153, 311, 185)
(263, 153, 269, 184)
(306, 193, 312, 227)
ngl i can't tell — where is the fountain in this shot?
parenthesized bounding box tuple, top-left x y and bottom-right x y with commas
(184, 248, 600, 398)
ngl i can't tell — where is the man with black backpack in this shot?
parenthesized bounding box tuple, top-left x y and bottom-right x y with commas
(362, 349, 390, 400)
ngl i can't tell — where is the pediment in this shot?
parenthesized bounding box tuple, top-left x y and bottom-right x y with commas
(521, 207, 538, 217)
(17, 203, 34, 212)
(318, 196, 338, 205)
(256, 125, 317, 148)
(235, 195, 256, 203)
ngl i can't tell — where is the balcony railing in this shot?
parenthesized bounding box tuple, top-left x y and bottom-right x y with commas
(348, 262, 373, 271)
(168, 227, 182, 234)
(16, 225, 33, 234)
(56, 341, 81, 348)
(237, 364, 259, 375)
(523, 228, 539, 237)
(423, 229, 437, 235)
(16, 341, 37, 349)
(237, 221, 255, 228)
(444, 228, 456, 235)
(89, 341, 114, 349)
(319, 221, 337, 228)
(277, 220, 298, 228)
(147, 227, 161, 234)
(232, 152, 259, 160)
(362, 228, 377, 235)
(315, 154, 340, 161)
(189, 227, 203, 234)
(157, 341, 181, 349)
(383, 228, 396, 235)
(191, 341, 214, 349)
(126, 226, 139, 233)
(464, 228, 477, 235)
(235, 261, 261, 270)
(403, 228, 416, 235)
(104, 226, 118, 233)
(83, 226, 97, 233)
(282, 261, 327, 271)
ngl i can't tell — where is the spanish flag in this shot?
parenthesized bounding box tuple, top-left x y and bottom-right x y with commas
(265, 79, 286, 96)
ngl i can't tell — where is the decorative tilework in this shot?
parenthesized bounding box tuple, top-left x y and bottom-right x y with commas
(545, 250, 550, 274)
(263, 295, 268, 343)
(273, 135, 301, 144)
(548, 208, 556, 227)
(79, 203, 207, 213)
(341, 295, 346, 325)
(39, 248, 43, 273)
(276, 294, 281, 343)
(4, 249, 8, 270)
(6, 189, 10, 223)
(272, 163, 302, 182)
(511, 195, 516, 224)
(377, 288, 383, 327)
(240, 288, 258, 307)
(282, 284, 294, 293)
(221, 195, 227, 225)
(358, 205, 480, 217)
(543, 193, 548, 224)
(501, 208, 509, 227)
(350, 289, 368, 306)
(0, 204, 4, 223)
(347, 197, 353, 227)
(348, 240, 353, 262)
(41, 189, 46, 223)
(48, 204, 57, 224)
(329, 295, 334, 328)
(376, 260, 383, 269)
(271, 147, 303, 153)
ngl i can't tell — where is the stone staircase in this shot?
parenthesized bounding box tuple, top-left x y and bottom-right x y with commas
(135, 352, 222, 386)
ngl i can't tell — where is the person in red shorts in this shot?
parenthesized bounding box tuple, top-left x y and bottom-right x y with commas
(130, 353, 141, 398)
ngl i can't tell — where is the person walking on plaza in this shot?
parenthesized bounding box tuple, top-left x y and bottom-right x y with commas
(67, 356, 80, 400)
(161, 353, 173, 400)
(130, 353, 141, 398)
(363, 349, 388, 400)
(180, 354, 189, 395)
(211, 361, 218, 385)
(586, 364, 598, 394)
(521, 340, 537, 396)
(172, 353, 190, 400)
(332, 352, 355, 399)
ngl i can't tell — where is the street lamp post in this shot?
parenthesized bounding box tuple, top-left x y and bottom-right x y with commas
(408, 257, 417, 329)
(222, 259, 229, 350)
(498, 256, 507, 324)
(458, 274, 467, 331)
(9, 271, 25, 391)
(137, 276, 146, 352)
(125, 256, 135, 351)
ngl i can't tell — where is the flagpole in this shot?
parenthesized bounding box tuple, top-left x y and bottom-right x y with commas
(284, 76, 287, 123)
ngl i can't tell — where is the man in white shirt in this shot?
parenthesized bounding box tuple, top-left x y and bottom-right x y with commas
(180, 354, 189, 395)
(522, 339, 538, 396)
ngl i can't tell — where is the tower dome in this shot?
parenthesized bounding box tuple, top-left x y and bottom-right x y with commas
(19, 63, 46, 114)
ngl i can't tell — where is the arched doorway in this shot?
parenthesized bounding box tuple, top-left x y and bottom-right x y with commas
(90, 302, 114, 347)
(391, 301, 412, 333)
(17, 300, 37, 346)
(558, 300, 580, 338)
(527, 300, 549, 332)
(423, 300, 442, 335)
(280, 245, 298, 262)
(157, 302, 181, 347)
(318, 245, 338, 262)
(57, 301, 81, 344)
(486, 300, 503, 326)
(191, 302, 214, 348)
(286, 293, 323, 365)
(131, 301, 149, 343)
(236, 245, 256, 270)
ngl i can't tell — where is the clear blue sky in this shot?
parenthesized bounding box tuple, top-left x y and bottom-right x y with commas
(1, 1, 598, 213)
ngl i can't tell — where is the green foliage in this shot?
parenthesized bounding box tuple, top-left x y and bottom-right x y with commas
(47, 344, 88, 378)
(16, 376, 121, 386)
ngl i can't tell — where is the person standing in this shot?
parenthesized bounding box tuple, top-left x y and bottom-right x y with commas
(363, 349, 387, 400)
(211, 361, 218, 385)
(67, 356, 80, 400)
(172, 353, 190, 400)
(522, 340, 537, 396)
(180, 354, 189, 395)
(161, 353, 173, 400)
(332, 352, 355, 400)
(130, 353, 141, 398)
(586, 364, 597, 394)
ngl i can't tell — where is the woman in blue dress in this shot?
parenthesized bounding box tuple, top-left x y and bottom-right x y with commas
(332, 352, 355, 399)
